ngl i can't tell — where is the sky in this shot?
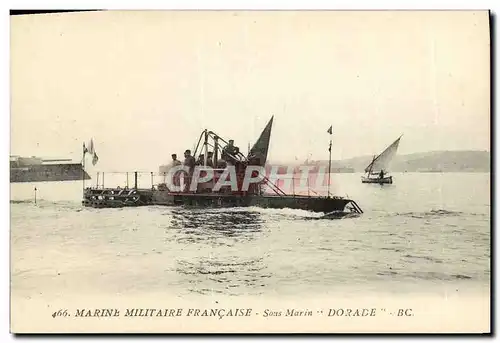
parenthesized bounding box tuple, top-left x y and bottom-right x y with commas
(10, 10, 490, 172)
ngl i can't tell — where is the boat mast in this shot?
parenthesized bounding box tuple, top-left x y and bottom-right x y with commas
(327, 125, 332, 198)
(82, 142, 86, 195)
(368, 155, 376, 176)
(213, 135, 219, 166)
(203, 130, 208, 166)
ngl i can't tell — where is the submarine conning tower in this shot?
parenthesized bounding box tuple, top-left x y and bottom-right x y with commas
(187, 116, 285, 196)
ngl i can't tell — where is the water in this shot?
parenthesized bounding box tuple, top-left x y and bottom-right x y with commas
(10, 173, 490, 301)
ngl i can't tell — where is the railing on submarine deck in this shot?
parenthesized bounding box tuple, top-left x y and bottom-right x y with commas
(87, 171, 309, 194)
(88, 171, 157, 190)
(87, 171, 347, 197)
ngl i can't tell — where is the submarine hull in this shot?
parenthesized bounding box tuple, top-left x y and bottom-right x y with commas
(82, 188, 362, 215)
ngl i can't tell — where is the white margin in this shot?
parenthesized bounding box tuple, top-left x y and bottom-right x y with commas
(2, 1, 497, 342)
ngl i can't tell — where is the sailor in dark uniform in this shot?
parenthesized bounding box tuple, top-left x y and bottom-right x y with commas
(216, 159, 227, 169)
(247, 150, 262, 166)
(196, 154, 205, 166)
(222, 140, 240, 165)
(183, 150, 196, 191)
(206, 151, 214, 168)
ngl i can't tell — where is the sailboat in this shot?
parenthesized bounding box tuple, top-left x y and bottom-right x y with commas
(361, 135, 402, 184)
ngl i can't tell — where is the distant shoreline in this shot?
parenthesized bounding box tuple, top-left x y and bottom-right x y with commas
(268, 150, 490, 173)
(301, 171, 490, 174)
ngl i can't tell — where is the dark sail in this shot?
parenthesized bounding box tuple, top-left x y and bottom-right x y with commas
(247, 116, 274, 166)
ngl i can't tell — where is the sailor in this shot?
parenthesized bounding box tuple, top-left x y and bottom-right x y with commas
(222, 139, 240, 165)
(183, 150, 196, 191)
(196, 152, 214, 193)
(216, 159, 227, 169)
(170, 154, 182, 187)
(247, 150, 261, 166)
(206, 151, 214, 168)
(161, 154, 181, 185)
(196, 154, 205, 166)
(171, 153, 181, 167)
(379, 170, 385, 179)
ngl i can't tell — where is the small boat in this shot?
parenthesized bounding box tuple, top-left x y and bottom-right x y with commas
(361, 135, 402, 185)
(361, 175, 393, 184)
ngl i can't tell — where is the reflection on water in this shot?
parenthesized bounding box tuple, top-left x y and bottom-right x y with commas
(170, 209, 263, 238)
(169, 209, 270, 296)
(175, 257, 270, 296)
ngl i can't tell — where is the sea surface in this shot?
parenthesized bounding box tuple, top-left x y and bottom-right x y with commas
(11, 172, 490, 301)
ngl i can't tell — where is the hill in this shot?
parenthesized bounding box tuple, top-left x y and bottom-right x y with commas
(273, 150, 490, 172)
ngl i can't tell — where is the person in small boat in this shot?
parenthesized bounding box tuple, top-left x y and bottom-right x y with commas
(379, 170, 385, 179)
(183, 150, 196, 191)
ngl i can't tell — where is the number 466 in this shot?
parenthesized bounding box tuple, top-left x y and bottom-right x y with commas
(52, 309, 69, 318)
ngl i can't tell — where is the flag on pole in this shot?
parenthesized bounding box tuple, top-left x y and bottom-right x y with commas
(92, 152, 99, 166)
(83, 138, 99, 166)
(89, 138, 98, 166)
(327, 125, 333, 135)
(88, 138, 95, 155)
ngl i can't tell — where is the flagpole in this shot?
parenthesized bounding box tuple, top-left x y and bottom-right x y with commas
(326, 125, 333, 198)
(328, 138, 332, 198)
(82, 142, 86, 197)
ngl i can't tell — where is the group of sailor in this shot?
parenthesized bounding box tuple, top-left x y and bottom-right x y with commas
(164, 140, 242, 192)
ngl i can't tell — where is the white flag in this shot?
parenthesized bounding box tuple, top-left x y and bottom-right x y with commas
(88, 138, 95, 155)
